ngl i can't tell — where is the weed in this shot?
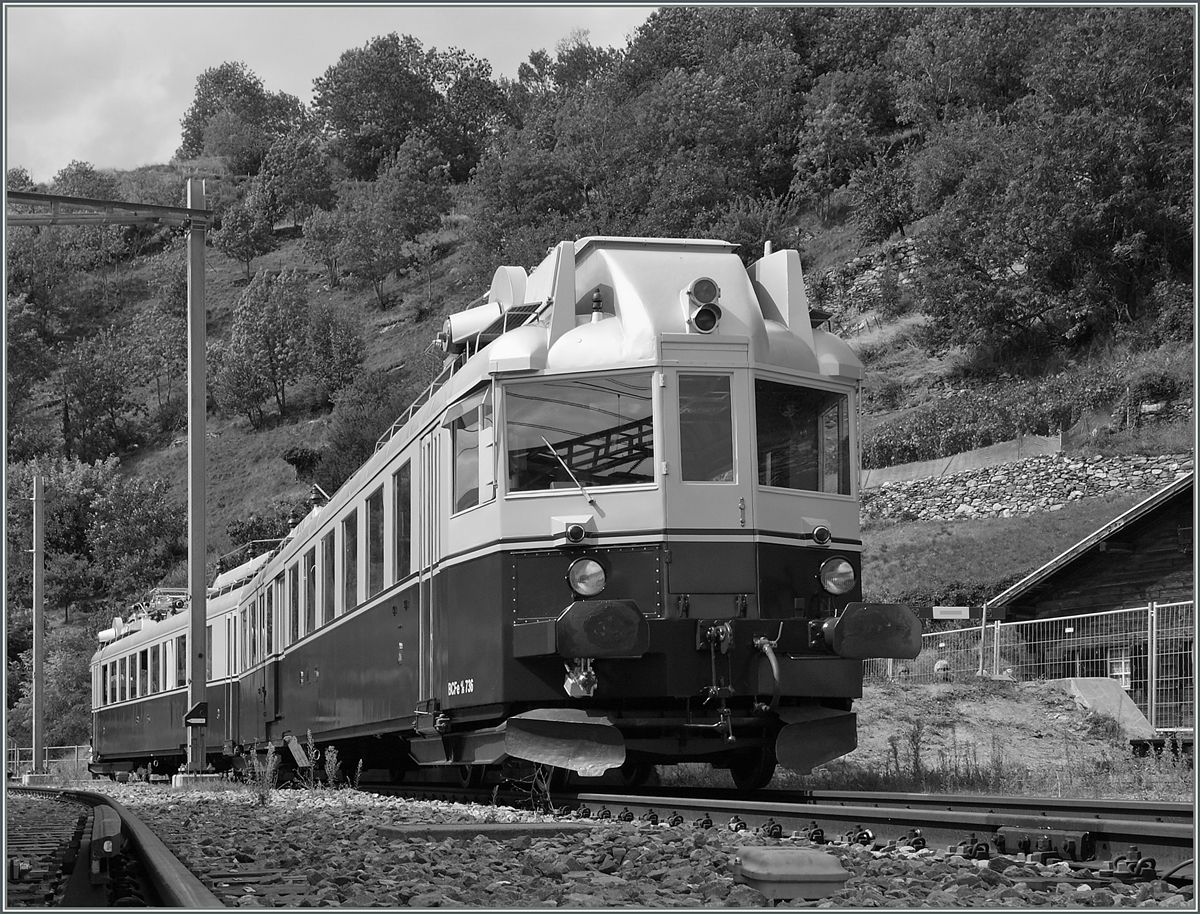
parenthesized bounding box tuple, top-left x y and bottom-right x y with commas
(248, 744, 279, 806)
(323, 744, 342, 787)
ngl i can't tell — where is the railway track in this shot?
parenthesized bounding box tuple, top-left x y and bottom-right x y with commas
(5, 787, 221, 908)
(363, 776, 1194, 882)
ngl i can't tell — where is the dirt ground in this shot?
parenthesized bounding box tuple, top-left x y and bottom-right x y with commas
(835, 678, 1192, 799)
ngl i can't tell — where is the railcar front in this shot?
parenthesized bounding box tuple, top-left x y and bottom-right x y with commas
(418, 237, 921, 790)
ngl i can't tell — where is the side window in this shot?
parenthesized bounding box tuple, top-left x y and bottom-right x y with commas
(129, 653, 139, 699)
(206, 626, 213, 679)
(367, 487, 385, 598)
(394, 462, 411, 581)
(102, 663, 109, 705)
(450, 387, 493, 514)
(679, 375, 734, 482)
(239, 610, 248, 673)
(150, 645, 160, 693)
(302, 550, 315, 639)
(343, 510, 358, 612)
(118, 657, 127, 701)
(139, 649, 149, 696)
(292, 558, 304, 638)
(321, 531, 336, 623)
(176, 634, 187, 687)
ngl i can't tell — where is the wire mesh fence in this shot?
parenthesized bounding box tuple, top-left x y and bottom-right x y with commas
(864, 601, 1194, 734)
(6, 744, 91, 780)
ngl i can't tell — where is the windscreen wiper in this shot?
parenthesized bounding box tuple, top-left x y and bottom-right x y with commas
(540, 435, 596, 506)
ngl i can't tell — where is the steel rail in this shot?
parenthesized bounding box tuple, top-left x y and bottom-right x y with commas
(56, 788, 223, 908)
(572, 790, 1196, 870)
(581, 785, 1194, 823)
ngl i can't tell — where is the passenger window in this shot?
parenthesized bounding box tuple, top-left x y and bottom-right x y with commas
(302, 549, 315, 637)
(343, 511, 358, 612)
(394, 462, 411, 580)
(322, 532, 336, 623)
(679, 375, 735, 482)
(367, 487, 385, 597)
(119, 657, 127, 701)
(139, 649, 149, 696)
(102, 663, 110, 705)
(150, 645, 160, 693)
(177, 634, 187, 687)
(206, 626, 213, 679)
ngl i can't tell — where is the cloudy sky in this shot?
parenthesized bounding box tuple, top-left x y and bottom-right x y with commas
(4, 4, 655, 184)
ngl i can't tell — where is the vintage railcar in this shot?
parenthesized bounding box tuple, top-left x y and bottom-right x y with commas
(90, 237, 920, 790)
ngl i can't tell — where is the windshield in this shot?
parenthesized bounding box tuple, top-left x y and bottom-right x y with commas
(505, 374, 655, 492)
(755, 379, 850, 494)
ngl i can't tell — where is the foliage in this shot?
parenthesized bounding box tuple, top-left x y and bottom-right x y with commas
(301, 207, 344, 287)
(254, 130, 336, 227)
(177, 61, 307, 170)
(7, 615, 108, 746)
(310, 369, 425, 496)
(305, 298, 365, 403)
(59, 327, 146, 463)
(212, 200, 277, 280)
(222, 501, 298, 570)
(6, 293, 56, 410)
(335, 135, 450, 307)
(136, 304, 188, 421)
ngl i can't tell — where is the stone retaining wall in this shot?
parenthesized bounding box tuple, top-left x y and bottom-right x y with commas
(861, 453, 1193, 523)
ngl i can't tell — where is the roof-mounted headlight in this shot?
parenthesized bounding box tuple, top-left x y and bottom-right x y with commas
(686, 277, 722, 333)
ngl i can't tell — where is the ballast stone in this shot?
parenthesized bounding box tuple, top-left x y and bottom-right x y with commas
(731, 846, 849, 900)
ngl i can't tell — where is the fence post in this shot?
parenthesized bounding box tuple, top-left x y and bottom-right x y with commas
(993, 620, 1002, 675)
(1146, 602, 1158, 731)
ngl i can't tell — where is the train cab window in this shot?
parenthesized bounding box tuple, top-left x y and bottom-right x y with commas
(754, 380, 851, 495)
(394, 462, 412, 581)
(150, 645, 160, 693)
(679, 375, 735, 482)
(367, 487, 384, 597)
(343, 511, 358, 613)
(506, 374, 655, 492)
(176, 634, 187, 687)
(138, 649, 149, 695)
(321, 531, 335, 624)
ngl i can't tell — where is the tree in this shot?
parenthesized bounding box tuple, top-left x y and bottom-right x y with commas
(212, 200, 277, 280)
(137, 304, 188, 429)
(60, 328, 145, 462)
(336, 135, 450, 307)
(177, 61, 307, 166)
(312, 33, 442, 179)
(6, 293, 56, 411)
(255, 130, 336, 227)
(226, 269, 310, 418)
(212, 335, 270, 428)
(306, 298, 365, 403)
(301, 207, 344, 287)
(849, 155, 918, 244)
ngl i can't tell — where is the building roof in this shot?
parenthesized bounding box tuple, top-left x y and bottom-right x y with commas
(986, 471, 1194, 615)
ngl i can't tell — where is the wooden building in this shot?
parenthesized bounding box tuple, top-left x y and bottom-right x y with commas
(987, 473, 1194, 729)
(988, 473, 1193, 621)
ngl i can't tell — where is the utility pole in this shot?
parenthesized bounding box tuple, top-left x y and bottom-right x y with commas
(31, 476, 45, 775)
(185, 178, 208, 773)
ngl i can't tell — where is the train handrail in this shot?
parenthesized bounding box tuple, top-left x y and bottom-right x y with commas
(61, 788, 223, 908)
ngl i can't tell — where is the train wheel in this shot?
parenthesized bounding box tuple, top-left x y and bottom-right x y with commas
(458, 765, 484, 788)
(618, 762, 654, 788)
(729, 746, 776, 792)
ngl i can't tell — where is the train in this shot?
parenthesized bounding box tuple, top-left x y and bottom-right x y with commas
(89, 236, 920, 791)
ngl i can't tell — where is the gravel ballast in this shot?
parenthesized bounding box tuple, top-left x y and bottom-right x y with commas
(79, 784, 1193, 908)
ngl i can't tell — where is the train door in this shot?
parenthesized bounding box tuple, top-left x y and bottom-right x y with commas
(416, 429, 443, 725)
(661, 339, 757, 619)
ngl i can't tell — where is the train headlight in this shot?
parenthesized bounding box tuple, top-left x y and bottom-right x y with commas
(567, 558, 607, 597)
(819, 557, 856, 595)
(685, 277, 722, 333)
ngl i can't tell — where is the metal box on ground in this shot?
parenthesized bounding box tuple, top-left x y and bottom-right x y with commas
(732, 846, 849, 901)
